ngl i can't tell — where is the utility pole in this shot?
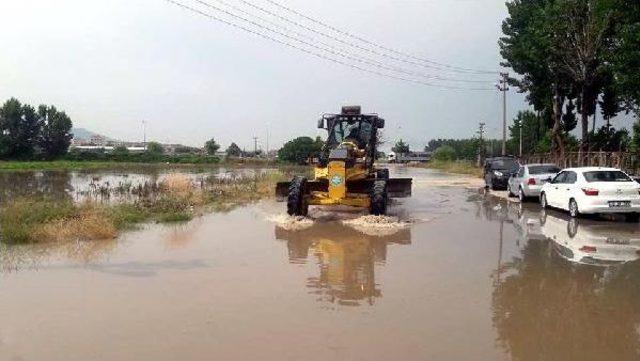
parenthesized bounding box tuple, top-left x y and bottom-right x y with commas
(519, 121, 523, 158)
(142, 120, 147, 150)
(253, 136, 258, 155)
(477, 122, 486, 166)
(496, 72, 509, 156)
(265, 123, 270, 161)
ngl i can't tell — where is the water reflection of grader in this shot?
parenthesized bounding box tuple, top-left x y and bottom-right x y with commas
(276, 106, 412, 216)
(275, 223, 411, 306)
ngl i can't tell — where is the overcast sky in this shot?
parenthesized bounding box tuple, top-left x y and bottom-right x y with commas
(1, 0, 531, 151)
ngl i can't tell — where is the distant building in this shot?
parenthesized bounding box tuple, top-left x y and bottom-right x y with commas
(89, 135, 107, 146)
(71, 145, 146, 153)
(389, 151, 431, 163)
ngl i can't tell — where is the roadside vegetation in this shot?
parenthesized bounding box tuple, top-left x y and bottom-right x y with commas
(0, 171, 296, 244)
(500, 0, 640, 156)
(411, 142, 483, 177)
(420, 160, 483, 178)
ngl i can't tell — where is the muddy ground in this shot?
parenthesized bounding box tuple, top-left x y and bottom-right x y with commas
(1, 166, 639, 361)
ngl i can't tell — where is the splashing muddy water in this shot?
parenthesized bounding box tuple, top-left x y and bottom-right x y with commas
(1, 166, 640, 361)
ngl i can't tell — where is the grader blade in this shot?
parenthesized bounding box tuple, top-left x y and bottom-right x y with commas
(275, 180, 327, 201)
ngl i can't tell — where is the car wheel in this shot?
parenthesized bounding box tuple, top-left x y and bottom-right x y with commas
(540, 192, 548, 209)
(567, 218, 578, 238)
(518, 187, 527, 203)
(569, 199, 579, 218)
(539, 209, 547, 226)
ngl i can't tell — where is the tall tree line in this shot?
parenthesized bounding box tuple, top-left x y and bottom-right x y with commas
(500, 0, 640, 155)
(0, 98, 73, 160)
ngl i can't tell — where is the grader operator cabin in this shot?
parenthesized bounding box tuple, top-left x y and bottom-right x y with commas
(276, 106, 412, 216)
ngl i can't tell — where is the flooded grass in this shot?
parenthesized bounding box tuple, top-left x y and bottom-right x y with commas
(0, 170, 294, 244)
(0, 158, 285, 171)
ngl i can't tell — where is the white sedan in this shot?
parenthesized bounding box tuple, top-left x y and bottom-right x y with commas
(539, 167, 640, 220)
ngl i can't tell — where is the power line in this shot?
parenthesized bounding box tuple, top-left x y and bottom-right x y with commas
(230, 0, 496, 78)
(197, 0, 492, 84)
(164, 0, 494, 90)
(263, 0, 499, 75)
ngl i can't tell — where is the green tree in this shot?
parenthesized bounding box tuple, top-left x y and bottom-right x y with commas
(392, 139, 410, 154)
(632, 120, 640, 154)
(562, 100, 577, 132)
(500, 0, 566, 154)
(608, 0, 640, 114)
(278, 136, 323, 164)
(205, 138, 220, 155)
(426, 138, 480, 160)
(509, 110, 547, 155)
(37, 105, 73, 159)
(501, 0, 625, 152)
(591, 126, 629, 151)
(112, 144, 130, 160)
(433, 145, 456, 161)
(554, 0, 615, 149)
(226, 142, 242, 157)
(146, 141, 164, 155)
(0, 98, 41, 159)
(599, 70, 621, 129)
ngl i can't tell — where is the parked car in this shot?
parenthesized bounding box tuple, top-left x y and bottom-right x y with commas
(483, 157, 519, 190)
(539, 167, 640, 220)
(507, 163, 560, 202)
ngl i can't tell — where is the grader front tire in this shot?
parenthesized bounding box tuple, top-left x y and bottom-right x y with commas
(370, 180, 388, 215)
(287, 176, 309, 216)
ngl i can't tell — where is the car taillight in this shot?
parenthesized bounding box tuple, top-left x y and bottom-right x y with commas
(527, 178, 536, 185)
(582, 188, 599, 196)
(579, 246, 597, 253)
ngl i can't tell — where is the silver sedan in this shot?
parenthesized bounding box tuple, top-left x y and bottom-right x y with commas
(508, 163, 561, 202)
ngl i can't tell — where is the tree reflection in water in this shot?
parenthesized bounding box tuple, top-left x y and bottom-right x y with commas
(0, 170, 74, 203)
(275, 222, 411, 307)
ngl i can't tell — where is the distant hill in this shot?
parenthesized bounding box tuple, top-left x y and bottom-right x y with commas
(71, 127, 111, 141)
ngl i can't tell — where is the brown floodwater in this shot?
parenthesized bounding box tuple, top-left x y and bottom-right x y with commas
(1, 166, 640, 361)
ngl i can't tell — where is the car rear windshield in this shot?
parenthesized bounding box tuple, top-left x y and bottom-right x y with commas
(529, 165, 561, 175)
(583, 171, 632, 182)
(490, 160, 518, 171)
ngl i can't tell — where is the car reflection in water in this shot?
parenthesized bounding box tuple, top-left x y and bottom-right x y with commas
(275, 222, 411, 307)
(540, 211, 640, 266)
(481, 197, 640, 361)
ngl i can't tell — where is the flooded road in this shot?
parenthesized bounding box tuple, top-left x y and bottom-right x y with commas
(1, 166, 640, 361)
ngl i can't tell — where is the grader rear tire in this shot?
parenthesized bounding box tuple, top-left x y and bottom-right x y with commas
(287, 176, 309, 216)
(370, 180, 388, 215)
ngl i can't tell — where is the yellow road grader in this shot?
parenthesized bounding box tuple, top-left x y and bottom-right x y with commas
(276, 106, 412, 216)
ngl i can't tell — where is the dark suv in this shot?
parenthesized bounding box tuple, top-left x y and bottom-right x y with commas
(484, 157, 519, 190)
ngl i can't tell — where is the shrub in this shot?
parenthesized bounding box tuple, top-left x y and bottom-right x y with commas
(433, 145, 456, 161)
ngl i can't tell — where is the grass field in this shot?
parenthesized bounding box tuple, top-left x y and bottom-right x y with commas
(419, 160, 483, 177)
